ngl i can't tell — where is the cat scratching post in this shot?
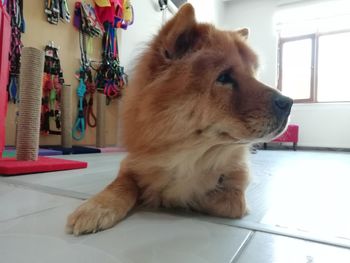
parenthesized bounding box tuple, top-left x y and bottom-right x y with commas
(16, 47, 44, 161)
(96, 93, 106, 148)
(61, 85, 72, 148)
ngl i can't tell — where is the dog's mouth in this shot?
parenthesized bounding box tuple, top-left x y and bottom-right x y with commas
(271, 116, 290, 137)
(234, 113, 291, 144)
(214, 113, 291, 144)
(214, 92, 293, 144)
(261, 114, 290, 142)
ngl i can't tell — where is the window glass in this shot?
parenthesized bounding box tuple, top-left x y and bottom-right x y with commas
(317, 32, 350, 102)
(281, 39, 312, 100)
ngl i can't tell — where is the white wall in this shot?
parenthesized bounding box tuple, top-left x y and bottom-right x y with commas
(188, 0, 223, 24)
(119, 0, 225, 70)
(119, 0, 163, 73)
(291, 103, 350, 148)
(221, 0, 350, 148)
(119, 0, 226, 70)
(220, 0, 277, 87)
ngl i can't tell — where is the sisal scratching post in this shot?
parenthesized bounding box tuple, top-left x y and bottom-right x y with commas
(61, 85, 72, 148)
(16, 47, 45, 161)
(96, 93, 106, 148)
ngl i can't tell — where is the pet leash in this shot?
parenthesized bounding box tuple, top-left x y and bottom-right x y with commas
(72, 72, 87, 141)
(95, 21, 127, 103)
(84, 69, 97, 128)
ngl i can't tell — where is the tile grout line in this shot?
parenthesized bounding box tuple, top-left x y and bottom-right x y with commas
(230, 231, 256, 263)
(0, 177, 91, 200)
(0, 206, 60, 224)
(200, 219, 350, 250)
(159, 208, 350, 249)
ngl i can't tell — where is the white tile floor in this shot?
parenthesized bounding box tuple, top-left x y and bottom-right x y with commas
(1, 150, 350, 262)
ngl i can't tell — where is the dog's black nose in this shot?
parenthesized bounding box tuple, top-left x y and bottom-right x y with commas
(273, 94, 293, 117)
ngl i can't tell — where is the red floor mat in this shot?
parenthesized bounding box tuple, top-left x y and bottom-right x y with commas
(0, 157, 88, 176)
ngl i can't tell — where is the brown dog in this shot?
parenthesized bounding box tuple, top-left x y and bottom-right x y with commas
(66, 4, 292, 235)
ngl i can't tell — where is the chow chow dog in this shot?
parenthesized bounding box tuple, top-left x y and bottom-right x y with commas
(67, 3, 292, 235)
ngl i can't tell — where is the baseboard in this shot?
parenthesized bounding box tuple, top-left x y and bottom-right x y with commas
(255, 143, 350, 152)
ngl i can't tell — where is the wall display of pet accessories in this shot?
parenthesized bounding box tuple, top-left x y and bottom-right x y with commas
(40, 38, 101, 155)
(72, 1, 102, 143)
(70, 1, 129, 149)
(93, 0, 130, 104)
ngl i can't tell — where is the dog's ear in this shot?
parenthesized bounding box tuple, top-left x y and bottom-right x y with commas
(236, 28, 249, 40)
(159, 3, 198, 59)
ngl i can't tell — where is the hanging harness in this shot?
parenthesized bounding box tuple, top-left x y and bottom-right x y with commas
(6, 0, 24, 103)
(74, 1, 104, 37)
(44, 0, 71, 24)
(41, 43, 65, 135)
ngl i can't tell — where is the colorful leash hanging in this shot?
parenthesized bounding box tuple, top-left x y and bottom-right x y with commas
(45, 0, 70, 24)
(6, 0, 25, 103)
(95, 21, 127, 104)
(72, 71, 87, 141)
(41, 42, 65, 136)
(84, 70, 97, 128)
(72, 2, 103, 140)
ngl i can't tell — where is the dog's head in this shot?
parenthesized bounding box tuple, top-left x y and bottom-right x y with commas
(123, 4, 292, 150)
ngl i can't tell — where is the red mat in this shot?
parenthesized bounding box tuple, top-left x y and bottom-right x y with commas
(0, 157, 88, 176)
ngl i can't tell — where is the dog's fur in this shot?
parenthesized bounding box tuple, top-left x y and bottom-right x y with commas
(66, 4, 292, 235)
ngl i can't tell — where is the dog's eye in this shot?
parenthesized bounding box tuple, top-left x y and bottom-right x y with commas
(218, 174, 225, 184)
(216, 72, 239, 89)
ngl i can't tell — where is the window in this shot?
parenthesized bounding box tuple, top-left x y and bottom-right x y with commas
(278, 31, 350, 103)
(275, 1, 350, 103)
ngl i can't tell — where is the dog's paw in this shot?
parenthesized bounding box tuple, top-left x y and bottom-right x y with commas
(66, 200, 120, 236)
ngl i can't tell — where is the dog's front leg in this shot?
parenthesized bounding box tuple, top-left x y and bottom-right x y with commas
(198, 171, 248, 218)
(200, 188, 247, 218)
(66, 166, 139, 236)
